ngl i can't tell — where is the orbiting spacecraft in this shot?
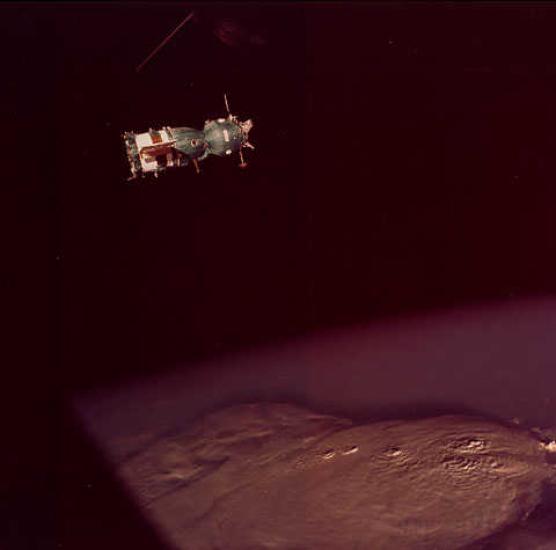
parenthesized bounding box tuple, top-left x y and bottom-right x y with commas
(122, 94, 254, 181)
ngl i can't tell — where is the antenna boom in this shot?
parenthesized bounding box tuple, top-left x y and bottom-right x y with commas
(136, 11, 195, 73)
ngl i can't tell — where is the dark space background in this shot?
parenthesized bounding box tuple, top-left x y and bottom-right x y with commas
(2, 2, 556, 548)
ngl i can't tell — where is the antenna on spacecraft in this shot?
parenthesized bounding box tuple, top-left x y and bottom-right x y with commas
(224, 93, 232, 118)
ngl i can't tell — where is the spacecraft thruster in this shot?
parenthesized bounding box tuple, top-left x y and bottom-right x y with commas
(122, 95, 254, 181)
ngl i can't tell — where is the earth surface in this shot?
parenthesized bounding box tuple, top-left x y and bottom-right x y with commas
(119, 403, 556, 549)
(76, 298, 556, 549)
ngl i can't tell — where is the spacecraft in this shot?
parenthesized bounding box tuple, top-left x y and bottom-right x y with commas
(122, 94, 254, 181)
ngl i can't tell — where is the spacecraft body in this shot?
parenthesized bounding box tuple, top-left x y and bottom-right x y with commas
(123, 115, 254, 180)
(204, 118, 245, 156)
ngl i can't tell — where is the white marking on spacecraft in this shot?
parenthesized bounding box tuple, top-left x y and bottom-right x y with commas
(122, 94, 254, 181)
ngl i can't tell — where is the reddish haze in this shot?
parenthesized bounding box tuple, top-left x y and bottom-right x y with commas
(77, 297, 556, 463)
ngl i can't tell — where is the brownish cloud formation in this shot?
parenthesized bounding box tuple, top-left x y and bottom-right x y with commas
(118, 403, 556, 549)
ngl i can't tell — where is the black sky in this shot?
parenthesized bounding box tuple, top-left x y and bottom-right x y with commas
(48, 3, 556, 391)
